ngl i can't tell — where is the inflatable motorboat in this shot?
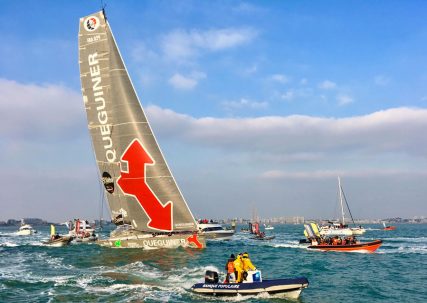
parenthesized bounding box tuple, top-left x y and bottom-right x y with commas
(308, 239, 382, 253)
(191, 270, 308, 299)
(43, 236, 72, 247)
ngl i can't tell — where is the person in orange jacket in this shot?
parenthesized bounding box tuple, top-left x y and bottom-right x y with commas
(224, 254, 236, 283)
(233, 253, 244, 283)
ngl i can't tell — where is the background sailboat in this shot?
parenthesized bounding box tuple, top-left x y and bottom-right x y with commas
(319, 177, 366, 236)
(78, 10, 204, 249)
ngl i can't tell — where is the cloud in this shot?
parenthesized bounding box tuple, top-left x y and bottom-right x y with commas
(318, 80, 337, 90)
(222, 98, 268, 111)
(161, 28, 257, 61)
(271, 74, 289, 84)
(337, 94, 354, 106)
(146, 105, 427, 158)
(374, 75, 390, 86)
(0, 79, 85, 141)
(281, 90, 294, 101)
(168, 72, 206, 90)
(260, 169, 427, 180)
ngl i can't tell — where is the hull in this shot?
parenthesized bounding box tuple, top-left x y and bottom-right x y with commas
(350, 227, 366, 235)
(383, 226, 396, 231)
(97, 233, 205, 249)
(252, 235, 275, 241)
(199, 230, 235, 240)
(43, 236, 72, 247)
(191, 277, 308, 299)
(308, 239, 382, 253)
(319, 227, 353, 236)
(75, 235, 98, 242)
(16, 230, 35, 236)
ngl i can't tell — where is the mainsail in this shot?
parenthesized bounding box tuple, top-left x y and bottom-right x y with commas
(78, 11, 197, 234)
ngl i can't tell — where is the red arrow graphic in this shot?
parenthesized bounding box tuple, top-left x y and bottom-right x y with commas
(117, 139, 173, 231)
(187, 233, 203, 249)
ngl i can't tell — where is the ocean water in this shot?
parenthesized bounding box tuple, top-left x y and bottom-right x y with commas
(0, 224, 426, 303)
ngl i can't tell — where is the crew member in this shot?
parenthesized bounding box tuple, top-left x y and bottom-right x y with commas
(242, 252, 256, 273)
(233, 253, 244, 283)
(224, 254, 236, 283)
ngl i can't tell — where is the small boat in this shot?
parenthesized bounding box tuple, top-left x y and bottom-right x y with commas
(197, 220, 235, 240)
(15, 220, 37, 236)
(78, 10, 205, 249)
(264, 224, 274, 230)
(67, 219, 98, 242)
(191, 270, 308, 299)
(382, 222, 396, 231)
(43, 225, 72, 247)
(304, 223, 382, 253)
(252, 232, 275, 241)
(308, 239, 383, 253)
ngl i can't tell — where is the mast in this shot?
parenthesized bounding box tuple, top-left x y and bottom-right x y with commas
(338, 176, 345, 225)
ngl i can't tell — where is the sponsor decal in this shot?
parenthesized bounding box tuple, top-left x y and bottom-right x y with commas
(87, 52, 117, 163)
(84, 16, 100, 31)
(187, 233, 203, 249)
(117, 139, 173, 231)
(102, 172, 114, 193)
(202, 284, 240, 289)
(142, 238, 185, 247)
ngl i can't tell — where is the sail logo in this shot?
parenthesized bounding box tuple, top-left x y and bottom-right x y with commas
(84, 16, 100, 31)
(102, 172, 114, 194)
(117, 139, 173, 231)
(88, 52, 117, 163)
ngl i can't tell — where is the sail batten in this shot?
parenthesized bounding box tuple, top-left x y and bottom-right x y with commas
(79, 11, 197, 233)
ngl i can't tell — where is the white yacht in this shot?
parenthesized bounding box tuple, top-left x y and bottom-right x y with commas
(197, 221, 235, 240)
(16, 220, 37, 236)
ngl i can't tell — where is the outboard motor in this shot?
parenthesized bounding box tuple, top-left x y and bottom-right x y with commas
(204, 270, 219, 284)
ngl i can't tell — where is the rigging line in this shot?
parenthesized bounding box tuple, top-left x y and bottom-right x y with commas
(340, 187, 356, 225)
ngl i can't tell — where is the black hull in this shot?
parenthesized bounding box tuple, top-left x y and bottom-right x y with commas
(191, 277, 308, 299)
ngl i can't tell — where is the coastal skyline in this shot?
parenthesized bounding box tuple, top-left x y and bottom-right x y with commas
(1, 1, 427, 222)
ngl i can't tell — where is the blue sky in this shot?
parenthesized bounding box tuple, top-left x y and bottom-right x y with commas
(1, 1, 427, 222)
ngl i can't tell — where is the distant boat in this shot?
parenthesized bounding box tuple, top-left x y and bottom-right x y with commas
(15, 219, 37, 236)
(264, 224, 274, 230)
(43, 225, 72, 247)
(67, 219, 97, 242)
(197, 221, 235, 240)
(78, 10, 204, 249)
(319, 177, 366, 236)
(382, 222, 396, 231)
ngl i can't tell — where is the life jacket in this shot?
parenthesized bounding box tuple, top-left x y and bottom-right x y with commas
(233, 257, 243, 272)
(227, 260, 235, 273)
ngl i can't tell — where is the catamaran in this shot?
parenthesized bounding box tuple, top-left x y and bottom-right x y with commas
(319, 177, 366, 236)
(78, 10, 205, 249)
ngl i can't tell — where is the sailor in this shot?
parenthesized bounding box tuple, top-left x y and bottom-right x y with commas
(242, 252, 256, 272)
(224, 254, 236, 283)
(233, 253, 244, 283)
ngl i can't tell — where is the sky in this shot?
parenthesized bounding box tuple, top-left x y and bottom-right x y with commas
(1, 0, 427, 222)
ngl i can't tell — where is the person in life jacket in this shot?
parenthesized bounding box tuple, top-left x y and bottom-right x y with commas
(224, 254, 236, 283)
(233, 253, 244, 283)
(242, 252, 256, 281)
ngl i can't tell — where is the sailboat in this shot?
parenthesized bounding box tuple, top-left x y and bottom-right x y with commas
(319, 177, 366, 236)
(78, 10, 205, 249)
